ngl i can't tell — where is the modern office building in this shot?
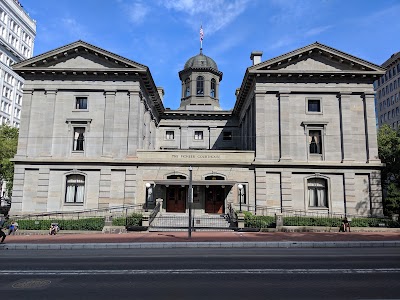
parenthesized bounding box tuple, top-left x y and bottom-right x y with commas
(374, 52, 400, 129)
(0, 0, 36, 198)
(10, 40, 385, 218)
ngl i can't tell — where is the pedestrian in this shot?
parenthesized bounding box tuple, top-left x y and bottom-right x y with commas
(341, 217, 350, 232)
(0, 216, 8, 243)
(8, 221, 18, 235)
(49, 223, 59, 235)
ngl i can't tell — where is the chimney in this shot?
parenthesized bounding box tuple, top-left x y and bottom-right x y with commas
(250, 51, 263, 66)
(157, 87, 164, 102)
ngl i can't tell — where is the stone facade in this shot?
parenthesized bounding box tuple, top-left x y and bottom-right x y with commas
(374, 52, 400, 130)
(10, 40, 385, 217)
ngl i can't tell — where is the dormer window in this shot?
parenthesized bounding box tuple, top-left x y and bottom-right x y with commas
(196, 76, 204, 95)
(210, 78, 216, 98)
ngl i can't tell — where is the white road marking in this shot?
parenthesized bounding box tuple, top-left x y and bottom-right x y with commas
(0, 268, 400, 275)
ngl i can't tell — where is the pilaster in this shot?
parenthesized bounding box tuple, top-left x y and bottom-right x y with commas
(339, 93, 354, 162)
(15, 89, 32, 157)
(99, 168, 111, 207)
(127, 90, 140, 156)
(369, 171, 383, 216)
(279, 93, 291, 161)
(344, 172, 356, 215)
(364, 93, 380, 162)
(102, 91, 116, 157)
(46, 90, 57, 157)
(281, 171, 292, 209)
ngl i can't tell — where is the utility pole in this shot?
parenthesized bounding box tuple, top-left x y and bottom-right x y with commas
(188, 166, 193, 238)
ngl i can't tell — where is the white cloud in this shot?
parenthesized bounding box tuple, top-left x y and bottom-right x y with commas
(127, 1, 149, 24)
(61, 18, 89, 39)
(304, 25, 332, 37)
(160, 0, 250, 34)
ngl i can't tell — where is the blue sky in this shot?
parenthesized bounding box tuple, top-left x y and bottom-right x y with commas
(21, 0, 400, 110)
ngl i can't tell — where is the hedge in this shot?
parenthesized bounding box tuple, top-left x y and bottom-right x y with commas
(15, 218, 105, 231)
(112, 213, 142, 227)
(242, 212, 400, 228)
(244, 211, 275, 228)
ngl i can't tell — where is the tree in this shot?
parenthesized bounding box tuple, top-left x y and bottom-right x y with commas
(0, 125, 19, 197)
(377, 124, 400, 216)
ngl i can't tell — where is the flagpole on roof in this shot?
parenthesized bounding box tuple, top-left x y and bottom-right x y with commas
(200, 25, 204, 54)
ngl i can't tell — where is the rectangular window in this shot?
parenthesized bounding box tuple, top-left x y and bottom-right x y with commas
(307, 99, 321, 113)
(75, 97, 88, 109)
(166, 130, 174, 140)
(223, 131, 232, 140)
(309, 130, 322, 154)
(73, 127, 85, 151)
(194, 131, 203, 140)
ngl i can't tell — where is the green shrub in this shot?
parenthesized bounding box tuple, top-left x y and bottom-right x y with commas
(243, 212, 275, 228)
(283, 216, 341, 227)
(112, 213, 142, 227)
(17, 218, 105, 231)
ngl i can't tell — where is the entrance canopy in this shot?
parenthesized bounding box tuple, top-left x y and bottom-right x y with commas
(154, 180, 237, 186)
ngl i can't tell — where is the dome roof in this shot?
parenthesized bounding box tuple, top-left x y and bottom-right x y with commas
(184, 52, 218, 70)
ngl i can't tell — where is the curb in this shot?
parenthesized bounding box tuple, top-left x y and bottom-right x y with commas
(1, 241, 400, 250)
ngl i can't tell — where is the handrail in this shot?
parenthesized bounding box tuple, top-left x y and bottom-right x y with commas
(149, 202, 161, 225)
(10, 204, 143, 220)
(231, 203, 383, 219)
(226, 203, 237, 225)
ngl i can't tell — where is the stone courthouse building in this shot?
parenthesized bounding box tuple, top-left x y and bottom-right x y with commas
(9, 40, 385, 217)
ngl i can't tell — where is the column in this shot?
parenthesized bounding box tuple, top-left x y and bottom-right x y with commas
(102, 91, 116, 157)
(364, 93, 380, 162)
(279, 93, 291, 161)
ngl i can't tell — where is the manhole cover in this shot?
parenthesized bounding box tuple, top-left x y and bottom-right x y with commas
(12, 279, 52, 289)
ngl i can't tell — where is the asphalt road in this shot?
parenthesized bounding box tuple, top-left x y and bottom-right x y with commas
(0, 248, 399, 300)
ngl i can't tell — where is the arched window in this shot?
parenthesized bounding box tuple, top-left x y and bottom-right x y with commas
(185, 78, 190, 97)
(65, 174, 85, 203)
(196, 76, 204, 95)
(308, 178, 327, 207)
(167, 174, 187, 180)
(210, 78, 216, 97)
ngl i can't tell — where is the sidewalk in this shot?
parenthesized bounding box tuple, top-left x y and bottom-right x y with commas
(1, 230, 400, 250)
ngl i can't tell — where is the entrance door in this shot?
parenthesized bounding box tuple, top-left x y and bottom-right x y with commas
(205, 186, 224, 214)
(166, 186, 186, 213)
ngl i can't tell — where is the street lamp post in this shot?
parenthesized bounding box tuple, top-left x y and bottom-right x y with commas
(145, 183, 151, 212)
(238, 184, 243, 213)
(188, 166, 193, 238)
